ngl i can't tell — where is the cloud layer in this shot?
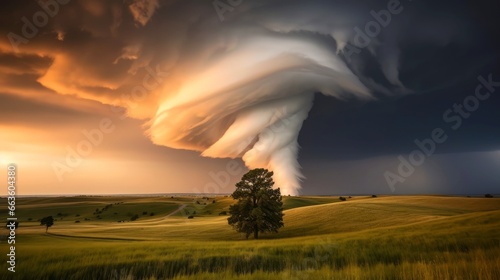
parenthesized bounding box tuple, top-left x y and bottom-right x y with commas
(0, 0, 475, 194)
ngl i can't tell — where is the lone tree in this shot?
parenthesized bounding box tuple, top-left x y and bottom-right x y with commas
(228, 168, 284, 239)
(40, 216, 54, 233)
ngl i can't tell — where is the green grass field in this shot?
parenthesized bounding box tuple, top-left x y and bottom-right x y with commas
(1, 195, 499, 279)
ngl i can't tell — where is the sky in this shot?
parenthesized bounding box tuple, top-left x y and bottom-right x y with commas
(1, 0, 499, 195)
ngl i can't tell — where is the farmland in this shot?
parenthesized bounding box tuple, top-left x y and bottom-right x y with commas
(1, 195, 499, 279)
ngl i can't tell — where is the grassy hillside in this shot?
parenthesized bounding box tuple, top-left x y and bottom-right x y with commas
(2, 195, 499, 279)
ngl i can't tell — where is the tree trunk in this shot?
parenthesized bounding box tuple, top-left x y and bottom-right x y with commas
(254, 225, 258, 239)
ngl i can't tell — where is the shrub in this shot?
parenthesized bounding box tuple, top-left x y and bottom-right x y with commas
(219, 211, 227, 215)
(75, 220, 80, 223)
(130, 214, 139, 221)
(142, 211, 148, 215)
(485, 194, 494, 198)
(372, 195, 378, 198)
(339, 196, 346, 201)
(150, 212, 155, 216)
(188, 215, 194, 219)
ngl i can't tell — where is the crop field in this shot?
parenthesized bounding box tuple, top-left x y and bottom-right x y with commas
(1, 195, 499, 279)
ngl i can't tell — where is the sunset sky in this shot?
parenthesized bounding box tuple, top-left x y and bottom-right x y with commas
(1, 0, 499, 195)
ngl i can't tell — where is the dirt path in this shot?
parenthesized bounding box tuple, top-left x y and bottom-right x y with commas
(163, 204, 187, 219)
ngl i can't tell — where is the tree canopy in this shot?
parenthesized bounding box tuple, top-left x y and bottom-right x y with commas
(227, 168, 284, 239)
(40, 216, 54, 233)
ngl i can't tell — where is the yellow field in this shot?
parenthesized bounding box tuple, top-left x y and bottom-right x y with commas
(2, 195, 499, 279)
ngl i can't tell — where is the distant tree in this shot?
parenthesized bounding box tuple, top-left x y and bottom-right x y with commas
(228, 168, 284, 239)
(485, 194, 494, 198)
(339, 196, 346, 201)
(40, 216, 54, 233)
(372, 195, 378, 198)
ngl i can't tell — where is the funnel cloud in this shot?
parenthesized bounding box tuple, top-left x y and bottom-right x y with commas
(2, 0, 493, 195)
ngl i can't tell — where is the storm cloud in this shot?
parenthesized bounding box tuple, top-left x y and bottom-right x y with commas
(1, 0, 499, 194)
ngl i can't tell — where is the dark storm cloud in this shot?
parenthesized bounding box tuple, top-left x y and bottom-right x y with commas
(1, 0, 499, 194)
(300, 0, 500, 160)
(0, 51, 52, 74)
